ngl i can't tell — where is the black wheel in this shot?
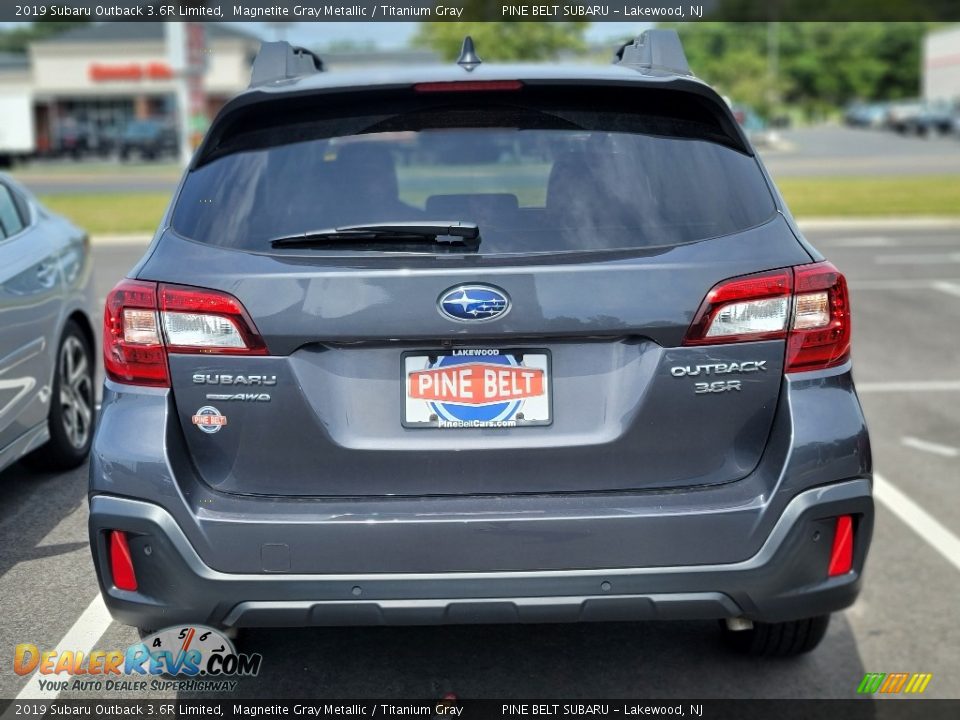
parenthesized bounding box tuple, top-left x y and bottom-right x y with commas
(720, 615, 830, 657)
(24, 320, 95, 471)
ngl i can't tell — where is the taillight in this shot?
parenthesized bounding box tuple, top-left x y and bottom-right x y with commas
(108, 530, 138, 591)
(103, 279, 167, 387)
(787, 262, 851, 372)
(683, 269, 792, 345)
(683, 261, 851, 373)
(103, 280, 267, 388)
(159, 284, 267, 355)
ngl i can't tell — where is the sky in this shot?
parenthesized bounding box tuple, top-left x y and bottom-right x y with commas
(250, 22, 651, 49)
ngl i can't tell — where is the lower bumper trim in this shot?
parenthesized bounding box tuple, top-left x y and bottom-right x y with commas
(223, 593, 741, 627)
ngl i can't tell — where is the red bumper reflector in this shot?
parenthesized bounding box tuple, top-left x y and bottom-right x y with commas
(109, 530, 138, 591)
(827, 515, 854, 576)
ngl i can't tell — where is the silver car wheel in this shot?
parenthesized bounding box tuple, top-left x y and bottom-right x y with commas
(59, 335, 93, 449)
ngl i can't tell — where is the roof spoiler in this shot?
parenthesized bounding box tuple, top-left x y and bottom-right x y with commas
(613, 29, 692, 77)
(249, 41, 324, 87)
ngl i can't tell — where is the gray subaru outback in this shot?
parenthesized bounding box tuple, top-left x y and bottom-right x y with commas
(89, 31, 872, 656)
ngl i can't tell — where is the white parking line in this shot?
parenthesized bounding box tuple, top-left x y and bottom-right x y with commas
(14, 595, 113, 700)
(901, 436, 960, 458)
(932, 281, 960, 299)
(875, 252, 960, 265)
(850, 278, 960, 290)
(816, 236, 899, 248)
(874, 474, 960, 574)
(857, 381, 960, 393)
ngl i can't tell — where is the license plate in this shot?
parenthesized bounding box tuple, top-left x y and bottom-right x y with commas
(403, 349, 551, 429)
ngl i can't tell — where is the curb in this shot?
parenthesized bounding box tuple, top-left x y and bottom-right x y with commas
(90, 234, 153, 246)
(796, 217, 960, 231)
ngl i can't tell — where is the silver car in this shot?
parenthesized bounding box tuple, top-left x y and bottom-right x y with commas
(0, 174, 96, 473)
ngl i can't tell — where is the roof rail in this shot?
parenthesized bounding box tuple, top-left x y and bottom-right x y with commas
(250, 41, 324, 88)
(613, 29, 692, 77)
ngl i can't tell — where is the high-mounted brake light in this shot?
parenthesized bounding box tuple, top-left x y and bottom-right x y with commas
(413, 80, 524, 93)
(103, 280, 267, 388)
(683, 261, 851, 373)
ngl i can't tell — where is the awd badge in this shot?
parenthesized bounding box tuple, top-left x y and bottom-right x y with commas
(192, 406, 227, 434)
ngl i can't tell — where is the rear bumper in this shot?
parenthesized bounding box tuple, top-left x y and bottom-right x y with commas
(89, 479, 872, 630)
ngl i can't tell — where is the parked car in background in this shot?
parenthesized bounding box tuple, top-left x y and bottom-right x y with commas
(90, 32, 873, 658)
(843, 102, 887, 128)
(0, 174, 96, 474)
(884, 100, 924, 134)
(118, 120, 178, 161)
(903, 101, 956, 136)
(730, 103, 780, 148)
(53, 118, 96, 159)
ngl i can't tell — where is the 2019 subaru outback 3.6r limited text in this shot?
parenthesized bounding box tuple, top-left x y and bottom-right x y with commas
(90, 31, 872, 656)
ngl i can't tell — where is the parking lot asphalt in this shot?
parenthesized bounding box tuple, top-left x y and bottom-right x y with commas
(763, 126, 960, 176)
(0, 227, 958, 701)
(10, 125, 960, 196)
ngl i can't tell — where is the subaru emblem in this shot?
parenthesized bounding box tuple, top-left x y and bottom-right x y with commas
(438, 285, 511, 323)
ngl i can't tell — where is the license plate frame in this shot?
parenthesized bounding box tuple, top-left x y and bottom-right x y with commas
(402, 348, 552, 429)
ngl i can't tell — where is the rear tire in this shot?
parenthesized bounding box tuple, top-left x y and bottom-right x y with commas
(720, 615, 830, 657)
(24, 321, 95, 472)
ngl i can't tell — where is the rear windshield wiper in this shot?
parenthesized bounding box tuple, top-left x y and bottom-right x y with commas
(269, 221, 481, 249)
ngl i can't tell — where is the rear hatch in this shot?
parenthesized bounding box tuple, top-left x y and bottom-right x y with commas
(139, 80, 811, 497)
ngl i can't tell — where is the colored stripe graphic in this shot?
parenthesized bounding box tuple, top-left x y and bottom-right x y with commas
(858, 672, 932, 694)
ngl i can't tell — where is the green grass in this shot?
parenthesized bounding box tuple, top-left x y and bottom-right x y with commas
(39, 175, 960, 235)
(40, 193, 170, 235)
(17, 162, 181, 177)
(777, 175, 960, 217)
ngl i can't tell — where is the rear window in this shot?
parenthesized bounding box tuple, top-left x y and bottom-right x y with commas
(172, 88, 776, 255)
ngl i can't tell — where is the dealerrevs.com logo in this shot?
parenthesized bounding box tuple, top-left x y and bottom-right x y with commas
(14, 625, 262, 693)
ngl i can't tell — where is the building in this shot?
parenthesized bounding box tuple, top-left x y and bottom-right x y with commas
(20, 22, 260, 154)
(0, 23, 443, 157)
(923, 25, 960, 103)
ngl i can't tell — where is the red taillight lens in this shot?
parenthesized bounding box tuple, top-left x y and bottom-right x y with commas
(827, 515, 854, 576)
(159, 284, 267, 356)
(103, 279, 168, 387)
(787, 262, 851, 372)
(109, 530, 138, 591)
(413, 80, 524, 93)
(684, 269, 793, 345)
(682, 261, 851, 373)
(103, 280, 267, 388)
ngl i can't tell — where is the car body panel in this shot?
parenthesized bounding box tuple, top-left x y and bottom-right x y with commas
(0, 175, 94, 473)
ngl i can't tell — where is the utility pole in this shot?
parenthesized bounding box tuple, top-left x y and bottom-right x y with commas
(165, 20, 207, 168)
(767, 20, 780, 114)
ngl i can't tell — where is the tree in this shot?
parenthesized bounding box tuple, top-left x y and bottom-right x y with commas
(665, 22, 939, 118)
(0, 21, 91, 54)
(414, 22, 587, 62)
